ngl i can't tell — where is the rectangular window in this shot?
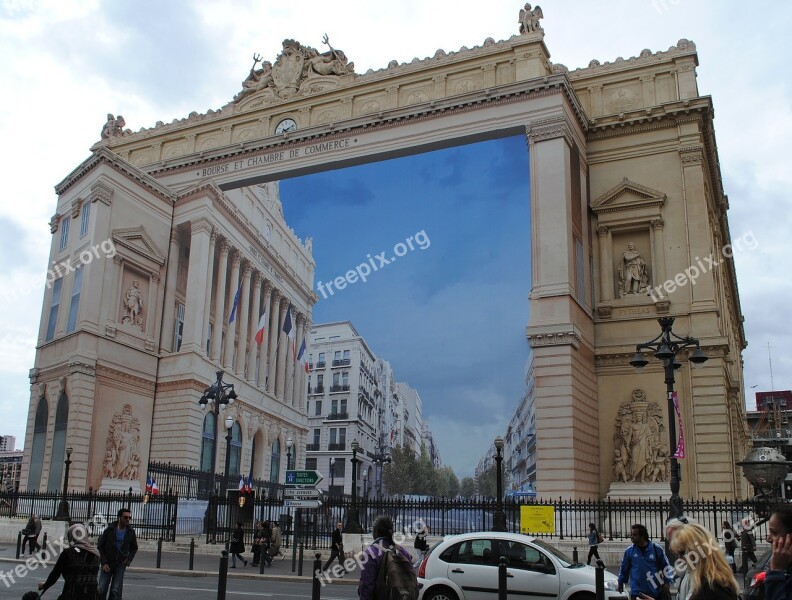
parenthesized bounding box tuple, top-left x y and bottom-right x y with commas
(334, 458, 346, 477)
(331, 399, 338, 414)
(341, 372, 349, 387)
(59, 217, 69, 250)
(343, 349, 350, 362)
(329, 428, 337, 445)
(206, 322, 213, 356)
(65, 266, 84, 333)
(333, 372, 340, 386)
(305, 457, 317, 470)
(313, 429, 320, 445)
(339, 428, 346, 446)
(318, 352, 325, 366)
(45, 278, 63, 341)
(334, 350, 341, 361)
(340, 398, 347, 414)
(80, 203, 90, 237)
(317, 374, 324, 388)
(173, 303, 185, 351)
(315, 400, 322, 416)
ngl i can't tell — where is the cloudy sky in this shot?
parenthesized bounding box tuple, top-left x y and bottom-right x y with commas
(1, 1, 790, 478)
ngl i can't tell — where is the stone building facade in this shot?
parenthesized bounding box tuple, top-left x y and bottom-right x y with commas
(23, 6, 749, 498)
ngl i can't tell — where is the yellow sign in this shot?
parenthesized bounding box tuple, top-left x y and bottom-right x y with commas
(519, 505, 555, 534)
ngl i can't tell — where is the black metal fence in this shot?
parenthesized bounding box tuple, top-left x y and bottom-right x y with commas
(147, 461, 287, 500)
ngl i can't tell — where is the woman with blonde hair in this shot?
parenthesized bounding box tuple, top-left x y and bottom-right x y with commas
(668, 523, 739, 600)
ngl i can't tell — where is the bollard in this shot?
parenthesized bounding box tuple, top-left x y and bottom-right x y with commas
(189, 537, 195, 571)
(16, 531, 21, 559)
(595, 560, 605, 600)
(572, 546, 579, 564)
(42, 531, 48, 554)
(292, 535, 298, 573)
(498, 556, 508, 600)
(298, 543, 304, 577)
(218, 550, 229, 600)
(260, 550, 266, 574)
(157, 538, 163, 569)
(312, 552, 322, 600)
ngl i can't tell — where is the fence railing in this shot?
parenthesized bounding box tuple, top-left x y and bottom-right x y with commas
(146, 461, 286, 500)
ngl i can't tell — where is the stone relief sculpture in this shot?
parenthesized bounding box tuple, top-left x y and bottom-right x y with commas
(101, 114, 127, 139)
(122, 280, 144, 330)
(617, 242, 649, 296)
(518, 3, 544, 34)
(612, 389, 669, 483)
(235, 36, 354, 102)
(103, 404, 141, 481)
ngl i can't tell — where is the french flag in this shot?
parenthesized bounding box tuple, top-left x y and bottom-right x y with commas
(282, 304, 296, 361)
(228, 283, 242, 323)
(254, 307, 267, 345)
(145, 476, 153, 494)
(297, 337, 309, 374)
(151, 479, 160, 495)
(238, 475, 245, 491)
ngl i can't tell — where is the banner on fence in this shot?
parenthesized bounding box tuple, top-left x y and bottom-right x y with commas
(519, 505, 555, 534)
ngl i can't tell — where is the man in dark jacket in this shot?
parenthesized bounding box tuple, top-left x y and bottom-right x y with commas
(323, 522, 346, 574)
(97, 507, 138, 599)
(21, 514, 42, 555)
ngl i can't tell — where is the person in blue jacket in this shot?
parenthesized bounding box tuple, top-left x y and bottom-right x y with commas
(765, 504, 792, 600)
(618, 523, 673, 600)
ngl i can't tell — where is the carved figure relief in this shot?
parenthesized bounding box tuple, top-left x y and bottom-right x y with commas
(608, 88, 639, 113)
(121, 280, 145, 330)
(518, 3, 544, 34)
(612, 389, 669, 483)
(101, 114, 127, 139)
(617, 242, 649, 297)
(103, 404, 141, 481)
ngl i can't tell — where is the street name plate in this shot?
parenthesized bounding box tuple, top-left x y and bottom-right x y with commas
(284, 499, 322, 509)
(285, 470, 323, 485)
(284, 488, 321, 499)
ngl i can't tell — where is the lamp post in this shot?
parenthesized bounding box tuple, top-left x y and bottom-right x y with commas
(286, 436, 293, 473)
(373, 447, 391, 498)
(198, 370, 238, 494)
(344, 440, 362, 533)
(363, 473, 368, 499)
(629, 316, 708, 520)
(330, 457, 336, 495)
(54, 445, 73, 521)
(223, 416, 234, 496)
(492, 437, 507, 531)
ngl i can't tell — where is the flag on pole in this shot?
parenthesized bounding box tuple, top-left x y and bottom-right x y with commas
(145, 476, 153, 494)
(297, 337, 309, 374)
(254, 307, 267, 345)
(228, 283, 242, 323)
(672, 391, 685, 458)
(151, 479, 160, 495)
(282, 304, 296, 360)
(238, 475, 245, 491)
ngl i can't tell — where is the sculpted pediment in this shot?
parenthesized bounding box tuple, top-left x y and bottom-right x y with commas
(591, 178, 666, 214)
(112, 226, 166, 266)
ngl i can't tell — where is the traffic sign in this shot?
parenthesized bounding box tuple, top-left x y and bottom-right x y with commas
(284, 499, 322, 509)
(285, 470, 323, 485)
(284, 488, 322, 499)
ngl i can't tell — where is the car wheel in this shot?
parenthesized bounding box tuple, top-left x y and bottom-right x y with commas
(570, 592, 596, 600)
(425, 586, 459, 600)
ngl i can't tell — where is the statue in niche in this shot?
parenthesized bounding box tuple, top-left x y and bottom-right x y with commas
(518, 3, 544, 34)
(618, 242, 649, 296)
(122, 280, 144, 330)
(104, 404, 141, 481)
(612, 388, 669, 483)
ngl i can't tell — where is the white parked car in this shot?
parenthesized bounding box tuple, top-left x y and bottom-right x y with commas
(416, 531, 626, 600)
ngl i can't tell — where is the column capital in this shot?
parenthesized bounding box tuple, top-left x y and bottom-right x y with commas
(210, 229, 218, 244)
(651, 218, 665, 230)
(385, 84, 399, 93)
(252, 271, 263, 287)
(89, 180, 114, 206)
(262, 279, 273, 297)
(596, 225, 610, 237)
(587, 84, 603, 92)
(191, 218, 214, 236)
(639, 74, 656, 83)
(242, 262, 253, 278)
(218, 239, 230, 256)
(432, 74, 447, 83)
(525, 116, 575, 148)
(270, 289, 282, 304)
(230, 250, 242, 267)
(296, 312, 307, 326)
(679, 145, 704, 165)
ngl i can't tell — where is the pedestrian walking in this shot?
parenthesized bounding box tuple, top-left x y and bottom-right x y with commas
(764, 503, 792, 600)
(669, 523, 739, 600)
(97, 507, 138, 600)
(229, 521, 248, 568)
(358, 515, 416, 600)
(252, 521, 264, 566)
(21, 514, 42, 556)
(38, 523, 100, 599)
(617, 523, 672, 600)
(323, 522, 346, 574)
(587, 522, 603, 566)
(261, 521, 273, 567)
(740, 518, 758, 573)
(270, 521, 285, 560)
(721, 521, 737, 574)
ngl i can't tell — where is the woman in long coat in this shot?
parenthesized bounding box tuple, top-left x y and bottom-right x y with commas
(38, 523, 101, 599)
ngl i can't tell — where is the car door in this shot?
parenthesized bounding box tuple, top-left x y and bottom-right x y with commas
(445, 538, 499, 600)
(495, 540, 560, 600)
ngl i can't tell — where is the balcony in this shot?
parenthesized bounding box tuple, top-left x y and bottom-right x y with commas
(316, 362, 326, 369)
(311, 386, 324, 394)
(330, 384, 350, 393)
(327, 412, 349, 421)
(328, 443, 346, 451)
(332, 359, 352, 367)
(306, 443, 320, 451)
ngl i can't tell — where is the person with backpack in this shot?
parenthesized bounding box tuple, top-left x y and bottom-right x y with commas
(617, 523, 672, 600)
(587, 522, 603, 566)
(358, 515, 418, 600)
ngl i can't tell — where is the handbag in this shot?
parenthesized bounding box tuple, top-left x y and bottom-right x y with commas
(597, 533, 605, 544)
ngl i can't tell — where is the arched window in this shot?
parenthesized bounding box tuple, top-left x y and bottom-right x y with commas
(28, 398, 48, 491)
(270, 439, 281, 483)
(47, 393, 69, 491)
(229, 422, 242, 477)
(200, 412, 216, 472)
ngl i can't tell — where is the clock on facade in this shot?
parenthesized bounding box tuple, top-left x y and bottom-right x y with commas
(275, 118, 297, 134)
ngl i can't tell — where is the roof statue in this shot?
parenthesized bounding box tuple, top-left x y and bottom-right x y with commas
(518, 3, 543, 34)
(235, 35, 355, 103)
(101, 114, 127, 139)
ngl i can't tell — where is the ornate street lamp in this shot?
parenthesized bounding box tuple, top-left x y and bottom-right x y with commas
(54, 445, 73, 521)
(344, 440, 362, 533)
(492, 437, 507, 532)
(629, 316, 708, 519)
(330, 457, 336, 495)
(198, 370, 237, 493)
(223, 416, 234, 496)
(363, 473, 368, 499)
(286, 436, 294, 472)
(373, 447, 391, 498)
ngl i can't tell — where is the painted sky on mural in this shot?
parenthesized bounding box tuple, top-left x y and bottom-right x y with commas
(0, 0, 790, 477)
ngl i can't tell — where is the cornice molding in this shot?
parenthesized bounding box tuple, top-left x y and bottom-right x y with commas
(95, 364, 156, 391)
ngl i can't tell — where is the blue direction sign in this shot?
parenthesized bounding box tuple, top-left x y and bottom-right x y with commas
(285, 470, 323, 486)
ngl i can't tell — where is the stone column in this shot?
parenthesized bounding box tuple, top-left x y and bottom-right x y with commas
(640, 75, 656, 107)
(145, 272, 160, 342)
(247, 273, 263, 381)
(597, 226, 613, 302)
(161, 228, 180, 352)
(211, 240, 229, 361)
(651, 219, 667, 287)
(223, 251, 241, 370)
(292, 313, 306, 407)
(257, 282, 273, 387)
(266, 291, 282, 395)
(235, 263, 252, 377)
(182, 218, 213, 354)
(202, 230, 217, 355)
(587, 84, 603, 117)
(275, 300, 290, 401)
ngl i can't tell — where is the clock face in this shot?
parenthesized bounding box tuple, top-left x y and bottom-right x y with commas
(275, 118, 297, 134)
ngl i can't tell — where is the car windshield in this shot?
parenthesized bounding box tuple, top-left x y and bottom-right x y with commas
(531, 539, 574, 567)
